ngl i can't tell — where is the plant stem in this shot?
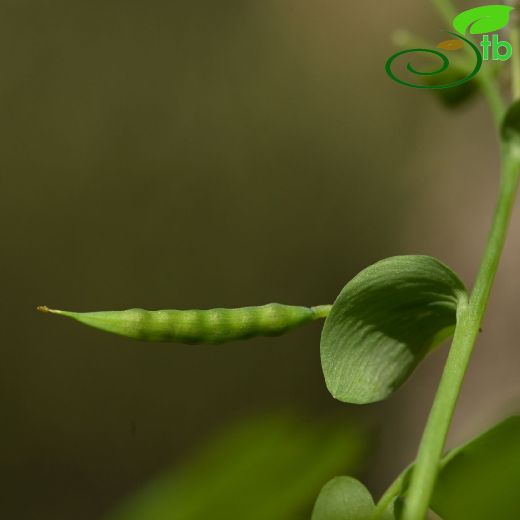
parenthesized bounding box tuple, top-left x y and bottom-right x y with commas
(510, 8, 520, 100)
(400, 3, 520, 517)
(402, 149, 520, 520)
(311, 304, 332, 319)
(478, 75, 507, 125)
(375, 4, 518, 517)
(371, 467, 410, 520)
(431, 0, 456, 23)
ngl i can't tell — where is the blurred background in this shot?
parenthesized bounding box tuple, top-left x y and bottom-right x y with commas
(1, 0, 519, 518)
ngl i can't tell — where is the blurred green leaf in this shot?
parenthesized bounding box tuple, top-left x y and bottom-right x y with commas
(320, 255, 467, 404)
(501, 98, 520, 151)
(423, 62, 500, 109)
(107, 414, 368, 520)
(431, 415, 520, 520)
(422, 67, 478, 108)
(311, 476, 374, 520)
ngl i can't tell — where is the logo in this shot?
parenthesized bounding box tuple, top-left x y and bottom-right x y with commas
(386, 5, 514, 89)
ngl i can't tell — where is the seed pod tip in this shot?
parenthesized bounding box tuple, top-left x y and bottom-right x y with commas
(37, 305, 62, 314)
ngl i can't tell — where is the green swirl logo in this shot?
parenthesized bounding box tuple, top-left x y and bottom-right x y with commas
(385, 32, 482, 90)
(386, 5, 514, 90)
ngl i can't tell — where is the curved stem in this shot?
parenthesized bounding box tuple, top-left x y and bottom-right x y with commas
(478, 74, 507, 125)
(399, 3, 519, 517)
(371, 467, 410, 520)
(510, 11, 520, 100)
(402, 151, 520, 520)
(431, 0, 457, 23)
(375, 3, 514, 517)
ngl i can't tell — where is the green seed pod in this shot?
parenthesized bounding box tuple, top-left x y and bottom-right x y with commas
(37, 304, 331, 344)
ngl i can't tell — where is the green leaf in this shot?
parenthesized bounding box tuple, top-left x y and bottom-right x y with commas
(106, 414, 367, 520)
(501, 100, 520, 166)
(425, 62, 500, 109)
(452, 6, 514, 35)
(311, 476, 375, 520)
(423, 66, 478, 107)
(320, 255, 467, 404)
(501, 98, 520, 143)
(431, 415, 520, 520)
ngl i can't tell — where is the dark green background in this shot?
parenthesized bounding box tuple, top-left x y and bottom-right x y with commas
(2, 1, 518, 518)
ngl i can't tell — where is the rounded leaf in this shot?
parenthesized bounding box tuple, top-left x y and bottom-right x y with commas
(432, 416, 520, 520)
(311, 476, 375, 520)
(321, 256, 467, 404)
